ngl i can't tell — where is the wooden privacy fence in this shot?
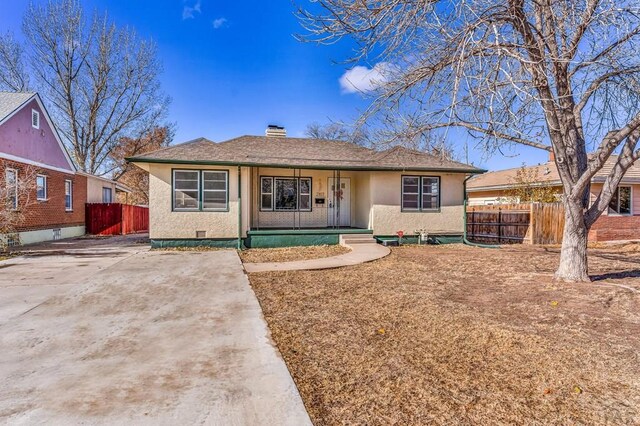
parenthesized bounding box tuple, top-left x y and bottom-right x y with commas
(467, 202, 565, 245)
(86, 203, 149, 236)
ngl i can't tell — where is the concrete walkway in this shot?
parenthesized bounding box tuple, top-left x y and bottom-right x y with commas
(1, 248, 311, 425)
(243, 235, 390, 273)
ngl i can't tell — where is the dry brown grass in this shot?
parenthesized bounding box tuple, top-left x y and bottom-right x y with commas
(248, 244, 640, 425)
(239, 245, 350, 263)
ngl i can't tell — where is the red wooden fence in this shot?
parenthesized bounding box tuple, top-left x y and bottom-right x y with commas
(86, 203, 149, 236)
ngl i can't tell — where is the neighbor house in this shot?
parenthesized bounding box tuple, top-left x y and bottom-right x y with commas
(128, 126, 485, 248)
(467, 154, 640, 241)
(0, 92, 125, 245)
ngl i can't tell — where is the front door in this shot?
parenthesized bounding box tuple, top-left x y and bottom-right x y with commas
(328, 177, 351, 227)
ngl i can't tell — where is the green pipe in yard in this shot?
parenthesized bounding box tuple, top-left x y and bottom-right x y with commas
(238, 166, 242, 250)
(463, 175, 500, 249)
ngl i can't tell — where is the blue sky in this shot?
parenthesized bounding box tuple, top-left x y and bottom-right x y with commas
(0, 0, 550, 171)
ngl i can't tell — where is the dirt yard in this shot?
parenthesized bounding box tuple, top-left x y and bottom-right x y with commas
(239, 245, 350, 263)
(248, 243, 640, 425)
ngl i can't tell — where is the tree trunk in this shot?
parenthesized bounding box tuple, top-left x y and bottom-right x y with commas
(555, 197, 590, 282)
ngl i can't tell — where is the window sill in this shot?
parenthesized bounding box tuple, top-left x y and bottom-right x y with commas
(37, 198, 48, 202)
(401, 209, 442, 213)
(65, 209, 73, 212)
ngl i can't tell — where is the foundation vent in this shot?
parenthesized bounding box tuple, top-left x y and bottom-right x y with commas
(196, 231, 207, 239)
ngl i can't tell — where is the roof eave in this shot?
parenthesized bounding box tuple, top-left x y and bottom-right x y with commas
(126, 157, 486, 174)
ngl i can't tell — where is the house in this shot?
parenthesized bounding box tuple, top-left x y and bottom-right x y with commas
(0, 92, 125, 246)
(467, 154, 640, 241)
(80, 172, 131, 204)
(0, 92, 86, 245)
(128, 126, 485, 248)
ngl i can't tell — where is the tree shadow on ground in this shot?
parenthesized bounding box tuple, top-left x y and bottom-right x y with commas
(591, 269, 640, 282)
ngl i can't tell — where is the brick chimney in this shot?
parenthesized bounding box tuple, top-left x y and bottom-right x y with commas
(265, 124, 286, 138)
(549, 150, 555, 162)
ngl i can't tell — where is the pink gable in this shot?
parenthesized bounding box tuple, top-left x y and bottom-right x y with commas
(0, 99, 73, 171)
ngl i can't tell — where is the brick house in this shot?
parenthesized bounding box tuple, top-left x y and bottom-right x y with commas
(0, 92, 87, 245)
(466, 154, 640, 242)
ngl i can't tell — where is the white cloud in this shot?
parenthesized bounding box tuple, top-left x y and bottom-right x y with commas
(339, 62, 391, 94)
(182, 0, 201, 20)
(212, 17, 227, 29)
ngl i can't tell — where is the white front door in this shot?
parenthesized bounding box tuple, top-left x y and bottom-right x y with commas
(328, 177, 351, 227)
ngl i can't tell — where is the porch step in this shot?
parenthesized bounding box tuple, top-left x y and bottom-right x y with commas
(339, 234, 377, 247)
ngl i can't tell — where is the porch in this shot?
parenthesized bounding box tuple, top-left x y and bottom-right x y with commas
(244, 227, 372, 248)
(247, 167, 371, 231)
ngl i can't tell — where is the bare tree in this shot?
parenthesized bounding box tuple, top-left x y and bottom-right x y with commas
(300, 0, 640, 282)
(0, 33, 29, 91)
(305, 121, 370, 146)
(110, 126, 173, 205)
(508, 165, 561, 204)
(22, 0, 170, 175)
(1, 161, 38, 251)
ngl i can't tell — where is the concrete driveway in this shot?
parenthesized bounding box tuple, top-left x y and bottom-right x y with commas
(0, 238, 310, 425)
(0, 235, 148, 324)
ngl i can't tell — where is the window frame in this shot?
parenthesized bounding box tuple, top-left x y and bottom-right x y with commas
(36, 174, 48, 201)
(202, 170, 229, 212)
(6, 168, 18, 211)
(64, 179, 73, 211)
(608, 185, 633, 216)
(260, 176, 274, 211)
(259, 176, 312, 212)
(171, 169, 229, 212)
(401, 175, 441, 212)
(102, 186, 113, 203)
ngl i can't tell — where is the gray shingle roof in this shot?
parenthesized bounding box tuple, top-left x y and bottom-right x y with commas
(0, 92, 35, 122)
(467, 154, 640, 190)
(129, 135, 484, 173)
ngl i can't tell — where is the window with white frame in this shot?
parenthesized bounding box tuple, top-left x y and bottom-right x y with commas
(402, 176, 440, 211)
(608, 186, 632, 215)
(172, 169, 228, 211)
(260, 177, 311, 211)
(202, 171, 228, 210)
(102, 187, 113, 203)
(36, 175, 47, 200)
(64, 179, 73, 210)
(31, 109, 40, 129)
(6, 169, 17, 210)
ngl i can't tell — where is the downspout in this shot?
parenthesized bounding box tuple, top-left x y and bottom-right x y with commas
(238, 165, 242, 250)
(463, 175, 499, 248)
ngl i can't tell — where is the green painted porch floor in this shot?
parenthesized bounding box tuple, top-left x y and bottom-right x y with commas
(247, 228, 373, 236)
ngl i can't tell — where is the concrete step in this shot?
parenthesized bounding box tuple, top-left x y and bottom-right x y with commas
(339, 234, 376, 246)
(343, 239, 376, 245)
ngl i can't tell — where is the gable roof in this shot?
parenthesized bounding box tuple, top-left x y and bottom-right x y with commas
(128, 135, 485, 173)
(0, 91, 77, 173)
(0, 92, 36, 124)
(467, 155, 640, 191)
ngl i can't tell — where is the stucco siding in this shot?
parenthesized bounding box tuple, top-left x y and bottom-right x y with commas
(148, 163, 240, 239)
(354, 171, 371, 229)
(369, 171, 465, 235)
(86, 175, 117, 203)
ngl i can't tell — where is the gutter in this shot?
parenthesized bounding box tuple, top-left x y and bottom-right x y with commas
(125, 156, 487, 175)
(463, 175, 500, 249)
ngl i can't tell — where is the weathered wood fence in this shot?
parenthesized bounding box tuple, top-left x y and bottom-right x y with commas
(467, 202, 565, 245)
(86, 203, 149, 236)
